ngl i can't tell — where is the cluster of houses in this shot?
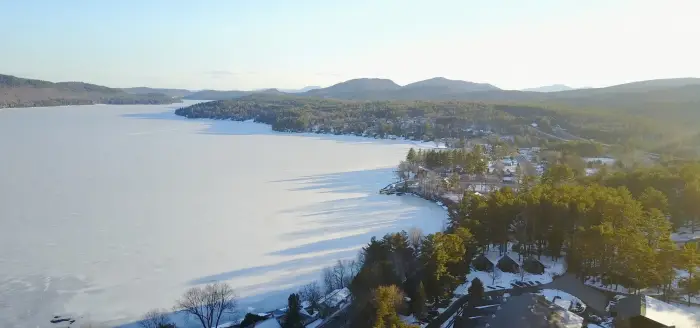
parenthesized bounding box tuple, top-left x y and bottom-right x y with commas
(225, 288, 351, 328)
(472, 253, 545, 275)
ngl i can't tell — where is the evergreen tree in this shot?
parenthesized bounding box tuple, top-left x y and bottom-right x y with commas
(467, 278, 485, 307)
(406, 148, 417, 163)
(284, 293, 304, 328)
(411, 282, 427, 319)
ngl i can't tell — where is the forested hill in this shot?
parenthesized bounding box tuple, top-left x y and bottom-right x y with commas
(0, 74, 180, 108)
(298, 77, 700, 127)
(174, 94, 677, 151)
(122, 87, 193, 98)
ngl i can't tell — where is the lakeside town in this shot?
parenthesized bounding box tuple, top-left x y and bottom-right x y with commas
(372, 133, 700, 328)
(105, 128, 700, 328)
(133, 132, 700, 328)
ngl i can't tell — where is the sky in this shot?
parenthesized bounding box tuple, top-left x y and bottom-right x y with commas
(1, 0, 698, 91)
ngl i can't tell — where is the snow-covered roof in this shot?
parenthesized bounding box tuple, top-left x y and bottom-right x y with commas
(643, 296, 700, 328)
(305, 319, 323, 328)
(255, 318, 282, 328)
(319, 287, 351, 308)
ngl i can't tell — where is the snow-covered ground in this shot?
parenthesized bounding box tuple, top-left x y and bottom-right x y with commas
(0, 103, 448, 328)
(536, 289, 586, 312)
(671, 226, 700, 244)
(454, 244, 566, 296)
(610, 295, 700, 328)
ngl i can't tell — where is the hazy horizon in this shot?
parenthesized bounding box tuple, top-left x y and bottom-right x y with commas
(2, 0, 697, 91)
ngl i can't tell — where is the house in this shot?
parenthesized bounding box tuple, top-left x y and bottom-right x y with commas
(496, 255, 520, 273)
(252, 318, 282, 328)
(472, 254, 495, 272)
(318, 287, 351, 314)
(612, 295, 700, 328)
(239, 313, 274, 328)
(470, 293, 583, 328)
(523, 257, 545, 274)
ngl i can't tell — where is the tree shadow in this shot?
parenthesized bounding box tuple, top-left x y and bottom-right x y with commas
(178, 169, 445, 314)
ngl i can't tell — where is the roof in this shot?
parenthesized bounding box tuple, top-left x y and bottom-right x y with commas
(319, 287, 350, 308)
(497, 255, 520, 266)
(255, 318, 282, 328)
(479, 294, 583, 328)
(614, 295, 700, 328)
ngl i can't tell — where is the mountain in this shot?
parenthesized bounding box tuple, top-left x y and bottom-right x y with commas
(122, 87, 193, 98)
(522, 84, 574, 92)
(184, 89, 254, 100)
(183, 88, 295, 100)
(303, 77, 499, 100)
(0, 74, 179, 108)
(278, 86, 321, 93)
(305, 78, 401, 99)
(402, 77, 499, 92)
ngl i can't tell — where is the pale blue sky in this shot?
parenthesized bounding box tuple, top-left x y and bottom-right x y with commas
(1, 0, 697, 90)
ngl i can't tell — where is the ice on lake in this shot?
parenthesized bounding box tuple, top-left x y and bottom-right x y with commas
(0, 101, 446, 327)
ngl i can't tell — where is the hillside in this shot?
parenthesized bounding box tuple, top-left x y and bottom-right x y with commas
(174, 93, 677, 150)
(304, 78, 401, 99)
(522, 84, 574, 92)
(295, 77, 700, 127)
(0, 74, 179, 108)
(122, 87, 193, 98)
(303, 77, 501, 100)
(183, 89, 253, 100)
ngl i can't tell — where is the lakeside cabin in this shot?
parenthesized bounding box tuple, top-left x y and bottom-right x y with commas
(472, 254, 495, 272)
(497, 255, 520, 273)
(523, 257, 546, 274)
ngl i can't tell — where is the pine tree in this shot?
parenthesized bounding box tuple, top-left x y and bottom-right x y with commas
(467, 278, 485, 307)
(284, 293, 303, 328)
(406, 148, 417, 163)
(411, 282, 427, 319)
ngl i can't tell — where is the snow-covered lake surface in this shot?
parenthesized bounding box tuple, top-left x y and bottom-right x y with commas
(0, 101, 447, 327)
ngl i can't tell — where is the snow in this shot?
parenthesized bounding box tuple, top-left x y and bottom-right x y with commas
(255, 318, 282, 328)
(671, 226, 700, 243)
(644, 296, 700, 328)
(305, 319, 323, 328)
(454, 244, 566, 296)
(319, 287, 351, 308)
(536, 289, 587, 312)
(0, 104, 449, 327)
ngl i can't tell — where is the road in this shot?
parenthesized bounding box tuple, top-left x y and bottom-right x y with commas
(435, 273, 609, 328)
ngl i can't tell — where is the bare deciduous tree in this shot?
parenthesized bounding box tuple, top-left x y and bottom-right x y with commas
(140, 309, 174, 328)
(299, 281, 323, 309)
(322, 267, 335, 294)
(408, 227, 423, 252)
(174, 282, 238, 328)
(333, 260, 347, 289)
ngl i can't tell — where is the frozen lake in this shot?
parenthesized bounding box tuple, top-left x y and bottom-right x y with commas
(0, 101, 446, 327)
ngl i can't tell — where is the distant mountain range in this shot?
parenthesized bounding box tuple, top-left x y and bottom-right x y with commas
(0, 74, 180, 108)
(522, 84, 574, 92)
(121, 87, 192, 98)
(5, 73, 700, 126)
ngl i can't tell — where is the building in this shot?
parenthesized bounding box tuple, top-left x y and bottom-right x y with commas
(472, 254, 495, 272)
(612, 295, 700, 328)
(523, 257, 545, 274)
(463, 293, 584, 328)
(497, 255, 520, 273)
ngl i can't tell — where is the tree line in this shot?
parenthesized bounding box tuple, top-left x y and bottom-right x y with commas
(341, 154, 700, 327)
(173, 94, 682, 153)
